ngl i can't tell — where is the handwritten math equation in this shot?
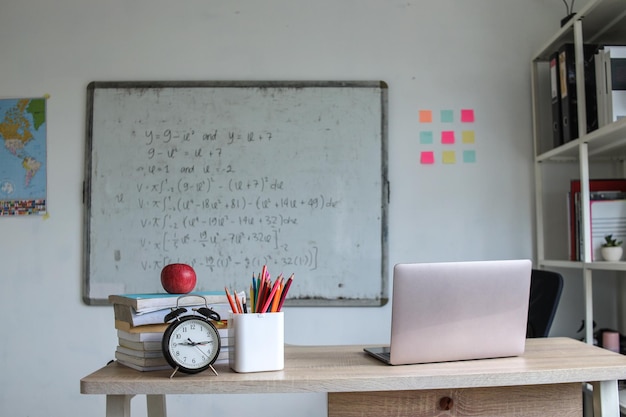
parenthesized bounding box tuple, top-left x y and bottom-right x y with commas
(115, 127, 341, 275)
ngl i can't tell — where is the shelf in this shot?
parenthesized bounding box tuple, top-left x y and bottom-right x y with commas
(539, 259, 626, 272)
(536, 117, 626, 162)
(532, 0, 626, 350)
(533, 0, 626, 61)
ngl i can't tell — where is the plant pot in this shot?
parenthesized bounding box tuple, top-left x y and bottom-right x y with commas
(601, 246, 623, 262)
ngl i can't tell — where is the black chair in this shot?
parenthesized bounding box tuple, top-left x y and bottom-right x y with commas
(526, 269, 564, 338)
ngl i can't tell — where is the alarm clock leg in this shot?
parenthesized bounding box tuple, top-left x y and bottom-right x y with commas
(209, 364, 218, 376)
(168, 367, 180, 379)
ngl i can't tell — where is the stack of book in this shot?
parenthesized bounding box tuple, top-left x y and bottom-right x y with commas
(110, 292, 231, 371)
(568, 179, 626, 261)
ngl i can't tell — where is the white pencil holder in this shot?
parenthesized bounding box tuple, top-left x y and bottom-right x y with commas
(229, 312, 284, 373)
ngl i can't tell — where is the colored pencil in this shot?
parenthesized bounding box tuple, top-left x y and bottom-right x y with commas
(260, 276, 282, 313)
(271, 277, 283, 312)
(276, 274, 294, 312)
(224, 286, 238, 314)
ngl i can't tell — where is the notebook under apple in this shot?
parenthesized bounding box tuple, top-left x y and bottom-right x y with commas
(364, 259, 532, 365)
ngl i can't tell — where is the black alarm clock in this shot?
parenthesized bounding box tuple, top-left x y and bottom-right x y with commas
(161, 295, 222, 378)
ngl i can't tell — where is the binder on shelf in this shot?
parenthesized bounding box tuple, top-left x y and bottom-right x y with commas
(568, 179, 626, 261)
(595, 46, 626, 126)
(595, 48, 610, 128)
(607, 46, 626, 122)
(550, 51, 564, 147)
(558, 43, 600, 143)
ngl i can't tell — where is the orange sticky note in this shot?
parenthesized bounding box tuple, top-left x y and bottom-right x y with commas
(419, 110, 432, 123)
(441, 131, 455, 144)
(420, 151, 435, 164)
(461, 109, 475, 123)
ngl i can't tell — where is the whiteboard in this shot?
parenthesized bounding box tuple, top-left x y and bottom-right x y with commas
(83, 81, 388, 306)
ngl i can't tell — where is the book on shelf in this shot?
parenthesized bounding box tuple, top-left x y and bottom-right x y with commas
(573, 190, 626, 260)
(596, 46, 626, 127)
(596, 48, 610, 128)
(558, 43, 600, 143)
(612, 50, 626, 121)
(108, 291, 228, 313)
(550, 51, 564, 148)
(569, 179, 626, 260)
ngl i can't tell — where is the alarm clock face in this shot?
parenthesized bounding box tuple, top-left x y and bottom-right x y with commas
(162, 316, 221, 374)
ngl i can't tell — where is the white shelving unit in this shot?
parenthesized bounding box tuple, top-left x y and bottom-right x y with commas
(531, 0, 626, 347)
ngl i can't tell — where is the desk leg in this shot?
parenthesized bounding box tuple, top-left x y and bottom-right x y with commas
(592, 380, 620, 417)
(106, 395, 133, 417)
(147, 395, 167, 417)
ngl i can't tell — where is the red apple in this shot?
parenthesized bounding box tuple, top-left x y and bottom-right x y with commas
(161, 263, 197, 294)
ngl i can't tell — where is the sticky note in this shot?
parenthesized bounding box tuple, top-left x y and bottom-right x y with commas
(461, 109, 475, 123)
(442, 151, 456, 164)
(463, 150, 476, 163)
(420, 151, 435, 164)
(419, 110, 432, 123)
(440, 109, 454, 123)
(441, 131, 455, 144)
(419, 131, 434, 144)
(462, 130, 475, 144)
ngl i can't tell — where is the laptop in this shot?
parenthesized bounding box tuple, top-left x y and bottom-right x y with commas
(364, 259, 532, 365)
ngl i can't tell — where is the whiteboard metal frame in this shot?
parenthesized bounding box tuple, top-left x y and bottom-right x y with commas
(83, 80, 389, 306)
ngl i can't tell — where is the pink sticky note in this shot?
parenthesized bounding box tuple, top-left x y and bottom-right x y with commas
(420, 151, 434, 164)
(461, 109, 475, 123)
(441, 131, 455, 144)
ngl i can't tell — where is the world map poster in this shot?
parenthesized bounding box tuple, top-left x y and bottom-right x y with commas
(0, 98, 47, 216)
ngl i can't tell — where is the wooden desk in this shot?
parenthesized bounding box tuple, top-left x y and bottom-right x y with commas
(81, 337, 626, 417)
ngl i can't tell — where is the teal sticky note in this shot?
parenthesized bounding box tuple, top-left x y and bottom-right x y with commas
(440, 109, 454, 123)
(420, 131, 434, 144)
(463, 150, 476, 163)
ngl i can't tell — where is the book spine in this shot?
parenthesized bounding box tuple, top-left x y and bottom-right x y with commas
(550, 51, 564, 148)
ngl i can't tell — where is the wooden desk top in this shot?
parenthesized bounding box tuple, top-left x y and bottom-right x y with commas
(81, 337, 626, 396)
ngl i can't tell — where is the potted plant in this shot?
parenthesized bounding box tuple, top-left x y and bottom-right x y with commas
(601, 234, 623, 261)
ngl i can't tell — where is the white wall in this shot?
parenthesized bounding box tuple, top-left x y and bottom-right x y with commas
(0, 1, 601, 416)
